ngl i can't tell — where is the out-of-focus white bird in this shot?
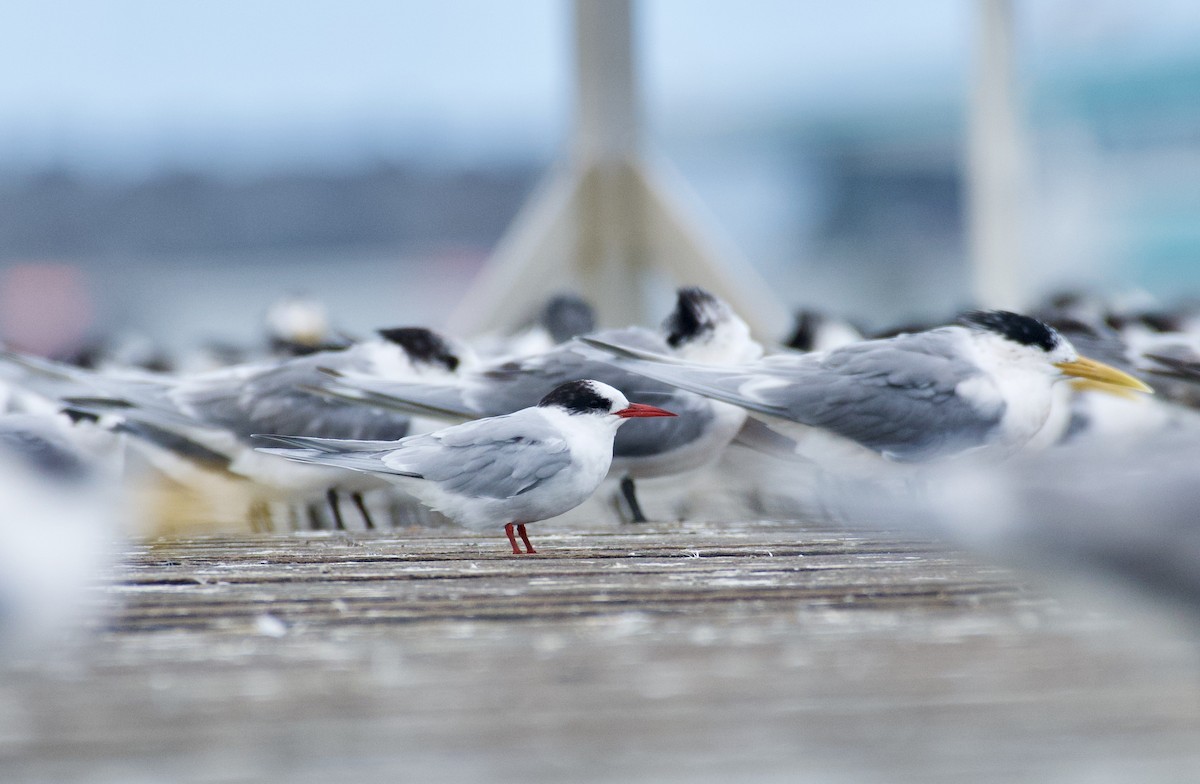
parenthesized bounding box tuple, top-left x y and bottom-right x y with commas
(257, 380, 676, 554)
(583, 310, 1152, 467)
(263, 293, 351, 358)
(814, 428, 1200, 614)
(0, 414, 121, 651)
(312, 287, 762, 522)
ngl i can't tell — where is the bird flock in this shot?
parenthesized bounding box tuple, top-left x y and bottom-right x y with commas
(7, 283, 1200, 641)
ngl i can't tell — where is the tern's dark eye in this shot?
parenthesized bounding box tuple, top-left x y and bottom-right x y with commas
(960, 310, 1060, 352)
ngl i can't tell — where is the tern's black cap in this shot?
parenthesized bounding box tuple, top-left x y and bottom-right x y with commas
(538, 380, 613, 415)
(785, 309, 822, 352)
(663, 287, 724, 348)
(377, 327, 460, 371)
(960, 310, 1061, 352)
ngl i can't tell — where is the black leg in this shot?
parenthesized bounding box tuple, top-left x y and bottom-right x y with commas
(620, 475, 649, 524)
(306, 503, 322, 530)
(327, 488, 346, 530)
(352, 492, 375, 530)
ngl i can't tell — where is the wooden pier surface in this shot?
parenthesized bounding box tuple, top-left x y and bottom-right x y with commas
(2, 521, 1198, 783)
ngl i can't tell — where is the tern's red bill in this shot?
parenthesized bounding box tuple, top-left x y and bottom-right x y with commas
(617, 403, 676, 418)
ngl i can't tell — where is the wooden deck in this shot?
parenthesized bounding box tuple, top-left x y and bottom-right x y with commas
(2, 521, 1198, 783)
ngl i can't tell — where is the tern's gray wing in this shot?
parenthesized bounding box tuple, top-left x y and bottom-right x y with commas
(767, 335, 1005, 460)
(174, 349, 412, 441)
(586, 330, 1003, 461)
(383, 410, 573, 499)
(313, 375, 477, 420)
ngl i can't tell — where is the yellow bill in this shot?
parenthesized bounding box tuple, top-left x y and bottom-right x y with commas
(1055, 357, 1153, 395)
(1068, 378, 1142, 400)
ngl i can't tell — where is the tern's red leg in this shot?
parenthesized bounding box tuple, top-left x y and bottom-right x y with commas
(516, 523, 537, 554)
(504, 523, 524, 555)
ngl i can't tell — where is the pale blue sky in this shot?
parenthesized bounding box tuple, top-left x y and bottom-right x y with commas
(0, 0, 1196, 173)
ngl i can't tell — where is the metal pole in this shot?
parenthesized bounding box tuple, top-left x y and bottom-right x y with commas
(573, 0, 639, 163)
(967, 0, 1024, 309)
(571, 0, 647, 326)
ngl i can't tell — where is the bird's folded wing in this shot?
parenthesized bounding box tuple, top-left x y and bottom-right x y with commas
(310, 369, 479, 422)
(585, 332, 1005, 462)
(383, 413, 572, 499)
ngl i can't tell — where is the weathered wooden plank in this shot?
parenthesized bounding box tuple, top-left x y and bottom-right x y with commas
(1, 521, 1198, 784)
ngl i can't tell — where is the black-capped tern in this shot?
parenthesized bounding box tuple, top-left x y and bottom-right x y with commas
(310, 287, 762, 522)
(582, 310, 1152, 465)
(257, 380, 676, 554)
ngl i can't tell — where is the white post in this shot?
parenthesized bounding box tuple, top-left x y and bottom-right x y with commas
(967, 0, 1024, 309)
(573, 0, 639, 163)
(572, 0, 648, 327)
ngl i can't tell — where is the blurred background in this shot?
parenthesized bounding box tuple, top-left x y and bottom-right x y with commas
(1, 0, 1198, 356)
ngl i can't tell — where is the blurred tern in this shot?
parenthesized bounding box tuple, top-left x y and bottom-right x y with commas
(583, 310, 1152, 465)
(264, 294, 351, 357)
(0, 326, 475, 529)
(312, 287, 762, 522)
(257, 380, 676, 554)
(0, 414, 121, 651)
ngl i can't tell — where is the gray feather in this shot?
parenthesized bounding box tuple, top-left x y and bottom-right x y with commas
(382, 409, 572, 499)
(588, 329, 1005, 461)
(172, 349, 412, 441)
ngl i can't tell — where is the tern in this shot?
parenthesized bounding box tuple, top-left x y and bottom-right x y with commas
(0, 326, 475, 529)
(582, 310, 1152, 465)
(311, 287, 762, 522)
(257, 380, 676, 554)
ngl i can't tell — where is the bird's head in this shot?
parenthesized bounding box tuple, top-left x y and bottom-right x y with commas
(959, 310, 1152, 395)
(539, 294, 596, 344)
(377, 327, 470, 373)
(265, 295, 331, 348)
(538, 380, 676, 421)
(662, 287, 763, 364)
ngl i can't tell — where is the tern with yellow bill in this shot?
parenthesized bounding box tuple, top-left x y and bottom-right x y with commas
(582, 310, 1151, 464)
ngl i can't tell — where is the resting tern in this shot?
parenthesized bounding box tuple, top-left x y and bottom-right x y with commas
(0, 326, 475, 529)
(257, 380, 676, 554)
(582, 310, 1152, 465)
(313, 287, 762, 522)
